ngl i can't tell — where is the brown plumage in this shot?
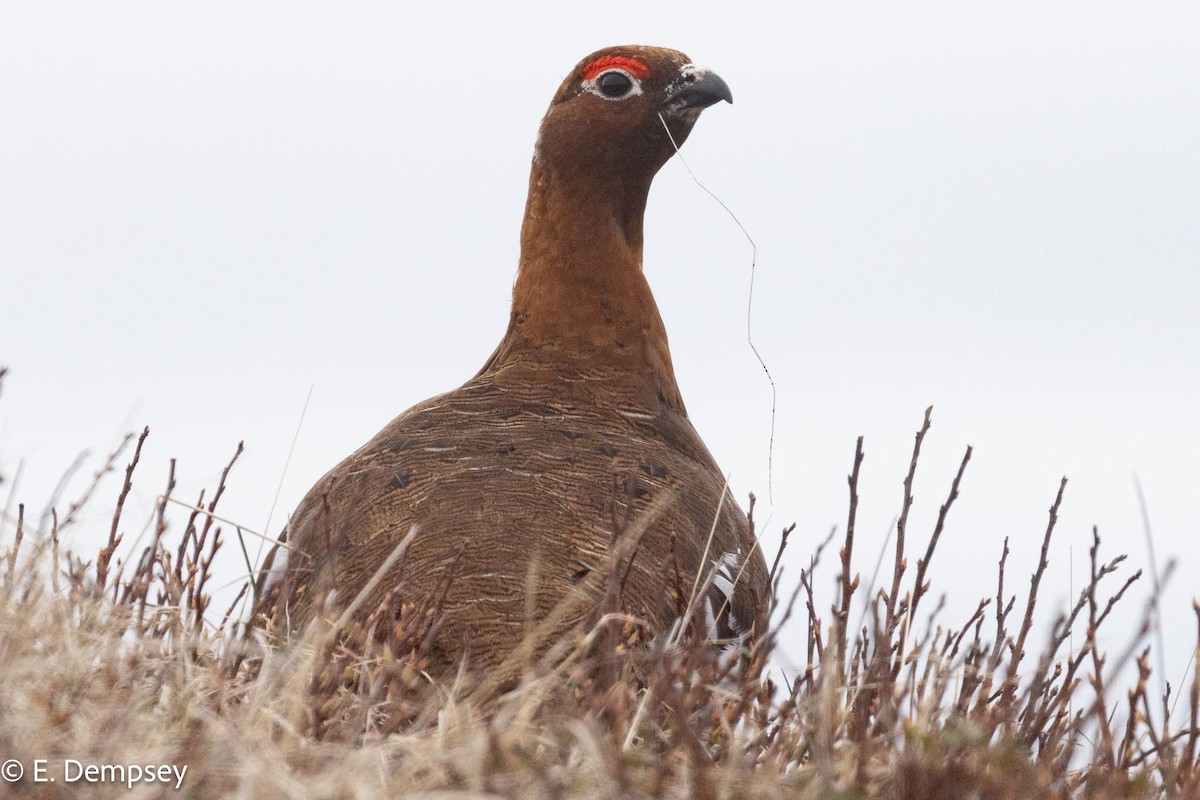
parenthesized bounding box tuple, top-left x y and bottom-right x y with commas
(266, 45, 769, 669)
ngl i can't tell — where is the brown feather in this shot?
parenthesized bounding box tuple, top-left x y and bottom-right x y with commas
(265, 46, 769, 669)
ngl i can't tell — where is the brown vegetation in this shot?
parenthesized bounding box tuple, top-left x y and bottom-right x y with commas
(1, 397, 1198, 798)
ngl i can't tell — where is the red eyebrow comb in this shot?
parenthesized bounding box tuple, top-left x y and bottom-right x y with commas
(582, 55, 650, 80)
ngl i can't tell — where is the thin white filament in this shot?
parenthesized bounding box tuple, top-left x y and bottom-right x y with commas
(657, 112, 777, 503)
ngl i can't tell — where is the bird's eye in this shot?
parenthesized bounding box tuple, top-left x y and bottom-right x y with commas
(597, 70, 635, 99)
(580, 66, 643, 102)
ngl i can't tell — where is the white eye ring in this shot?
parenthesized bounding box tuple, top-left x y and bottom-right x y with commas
(581, 68, 643, 101)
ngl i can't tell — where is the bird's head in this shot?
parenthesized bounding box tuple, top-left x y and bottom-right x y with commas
(534, 45, 732, 185)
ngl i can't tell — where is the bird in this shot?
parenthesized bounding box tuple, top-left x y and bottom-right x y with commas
(262, 45, 770, 672)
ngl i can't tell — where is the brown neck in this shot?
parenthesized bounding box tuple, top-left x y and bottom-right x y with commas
(485, 156, 684, 412)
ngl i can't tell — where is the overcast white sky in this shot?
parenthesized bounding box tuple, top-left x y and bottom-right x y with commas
(2, 3, 1197, 684)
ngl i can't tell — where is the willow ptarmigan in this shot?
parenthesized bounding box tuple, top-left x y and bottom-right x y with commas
(267, 45, 769, 669)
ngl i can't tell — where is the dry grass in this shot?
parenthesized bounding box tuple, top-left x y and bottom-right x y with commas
(2, 389, 1198, 798)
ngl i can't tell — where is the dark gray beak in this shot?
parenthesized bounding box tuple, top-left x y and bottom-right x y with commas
(662, 69, 733, 111)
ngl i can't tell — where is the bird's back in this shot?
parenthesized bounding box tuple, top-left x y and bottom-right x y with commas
(277, 348, 766, 669)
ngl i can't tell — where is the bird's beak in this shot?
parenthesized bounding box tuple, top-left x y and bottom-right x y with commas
(661, 67, 733, 112)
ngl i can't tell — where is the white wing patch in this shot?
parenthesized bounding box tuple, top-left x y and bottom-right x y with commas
(712, 550, 740, 599)
(707, 549, 748, 641)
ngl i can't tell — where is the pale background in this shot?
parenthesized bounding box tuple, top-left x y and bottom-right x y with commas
(2, 2, 1197, 687)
